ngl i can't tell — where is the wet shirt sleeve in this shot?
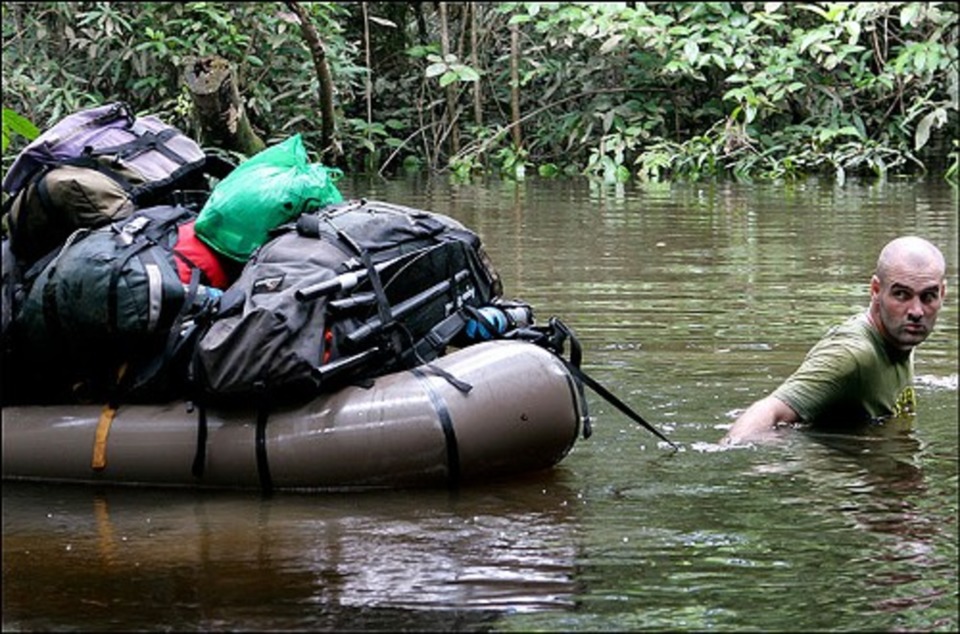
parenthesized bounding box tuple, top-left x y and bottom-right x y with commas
(771, 334, 864, 423)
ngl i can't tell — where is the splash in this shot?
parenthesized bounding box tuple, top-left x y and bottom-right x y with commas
(914, 374, 959, 391)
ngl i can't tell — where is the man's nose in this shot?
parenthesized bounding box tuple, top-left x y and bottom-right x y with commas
(906, 296, 925, 320)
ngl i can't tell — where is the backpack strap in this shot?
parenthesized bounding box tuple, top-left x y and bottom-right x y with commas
(91, 362, 129, 471)
(89, 132, 236, 208)
(121, 264, 203, 396)
(401, 315, 473, 393)
(39, 228, 92, 344)
(114, 211, 213, 397)
(107, 232, 161, 334)
(92, 127, 184, 163)
(52, 155, 140, 192)
(408, 311, 470, 364)
(200, 153, 236, 180)
(360, 249, 395, 340)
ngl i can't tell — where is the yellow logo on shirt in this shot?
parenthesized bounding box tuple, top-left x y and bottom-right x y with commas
(892, 386, 917, 417)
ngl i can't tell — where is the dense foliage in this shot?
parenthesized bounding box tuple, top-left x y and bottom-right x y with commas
(2, 2, 958, 183)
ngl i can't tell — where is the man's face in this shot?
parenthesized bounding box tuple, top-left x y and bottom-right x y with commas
(871, 264, 946, 351)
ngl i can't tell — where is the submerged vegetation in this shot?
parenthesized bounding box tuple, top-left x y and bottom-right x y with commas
(2, 2, 958, 183)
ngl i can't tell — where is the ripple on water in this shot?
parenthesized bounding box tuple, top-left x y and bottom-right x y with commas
(915, 373, 959, 391)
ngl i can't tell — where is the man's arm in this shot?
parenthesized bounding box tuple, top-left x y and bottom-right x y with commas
(719, 395, 801, 445)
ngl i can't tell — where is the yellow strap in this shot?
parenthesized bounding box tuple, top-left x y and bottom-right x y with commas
(91, 404, 117, 471)
(91, 363, 127, 471)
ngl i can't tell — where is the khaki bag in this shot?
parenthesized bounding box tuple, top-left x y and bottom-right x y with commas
(4, 159, 142, 266)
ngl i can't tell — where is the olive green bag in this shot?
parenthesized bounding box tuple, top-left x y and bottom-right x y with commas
(194, 134, 343, 262)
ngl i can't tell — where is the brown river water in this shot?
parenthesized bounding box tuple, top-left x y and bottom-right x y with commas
(3, 175, 957, 631)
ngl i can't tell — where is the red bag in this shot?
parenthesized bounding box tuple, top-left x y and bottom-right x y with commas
(173, 220, 237, 289)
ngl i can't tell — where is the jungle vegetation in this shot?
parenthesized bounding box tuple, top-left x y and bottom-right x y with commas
(2, 2, 958, 184)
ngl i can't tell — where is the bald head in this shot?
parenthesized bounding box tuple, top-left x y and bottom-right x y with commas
(869, 236, 947, 351)
(875, 236, 946, 284)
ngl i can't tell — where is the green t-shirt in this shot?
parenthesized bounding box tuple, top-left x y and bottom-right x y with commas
(772, 312, 916, 427)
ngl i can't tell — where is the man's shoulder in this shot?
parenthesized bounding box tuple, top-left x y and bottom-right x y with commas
(815, 312, 878, 353)
(773, 313, 887, 422)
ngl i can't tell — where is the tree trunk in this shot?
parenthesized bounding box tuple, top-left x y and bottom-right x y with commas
(362, 2, 373, 134)
(183, 55, 265, 156)
(510, 21, 522, 149)
(286, 0, 340, 162)
(470, 2, 482, 127)
(413, 2, 429, 48)
(438, 2, 460, 157)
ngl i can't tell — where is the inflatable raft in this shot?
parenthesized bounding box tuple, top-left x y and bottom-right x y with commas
(2, 340, 585, 491)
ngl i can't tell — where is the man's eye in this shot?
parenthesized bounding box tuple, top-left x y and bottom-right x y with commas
(921, 292, 940, 303)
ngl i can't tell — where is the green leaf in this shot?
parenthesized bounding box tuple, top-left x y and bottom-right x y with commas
(844, 20, 860, 45)
(457, 67, 481, 82)
(900, 3, 921, 27)
(914, 50, 926, 73)
(538, 163, 560, 177)
(599, 34, 623, 55)
(439, 71, 458, 87)
(425, 62, 447, 79)
(369, 15, 397, 28)
(799, 30, 824, 54)
(407, 45, 439, 58)
(915, 108, 945, 151)
(2, 108, 41, 142)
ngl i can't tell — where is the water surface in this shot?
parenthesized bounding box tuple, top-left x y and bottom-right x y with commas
(3, 176, 957, 631)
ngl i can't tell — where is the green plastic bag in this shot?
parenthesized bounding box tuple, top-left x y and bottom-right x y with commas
(195, 134, 343, 261)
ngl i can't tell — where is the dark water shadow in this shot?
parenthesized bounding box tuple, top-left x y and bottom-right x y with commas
(2, 470, 584, 631)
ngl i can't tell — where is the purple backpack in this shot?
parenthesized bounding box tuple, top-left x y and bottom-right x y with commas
(3, 102, 207, 195)
(2, 102, 233, 266)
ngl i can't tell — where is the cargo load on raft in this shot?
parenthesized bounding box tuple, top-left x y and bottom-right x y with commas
(1, 103, 674, 492)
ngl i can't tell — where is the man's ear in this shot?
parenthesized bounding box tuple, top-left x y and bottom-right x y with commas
(870, 274, 881, 301)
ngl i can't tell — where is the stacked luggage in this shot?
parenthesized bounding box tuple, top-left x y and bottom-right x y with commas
(1, 103, 525, 409)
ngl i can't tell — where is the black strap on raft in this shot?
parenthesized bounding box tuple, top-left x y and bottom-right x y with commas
(505, 319, 592, 437)
(513, 317, 678, 451)
(412, 367, 461, 488)
(398, 320, 472, 393)
(190, 402, 208, 478)
(255, 399, 274, 494)
(564, 360, 677, 450)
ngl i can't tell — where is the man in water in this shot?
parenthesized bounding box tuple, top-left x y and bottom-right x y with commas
(720, 236, 948, 445)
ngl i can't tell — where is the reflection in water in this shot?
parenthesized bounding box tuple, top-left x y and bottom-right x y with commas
(723, 419, 955, 629)
(2, 472, 582, 631)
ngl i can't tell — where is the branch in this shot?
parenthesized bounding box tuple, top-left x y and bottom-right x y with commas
(449, 87, 635, 164)
(285, 1, 339, 161)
